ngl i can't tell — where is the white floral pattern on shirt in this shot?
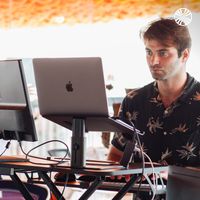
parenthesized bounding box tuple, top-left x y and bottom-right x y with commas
(161, 148, 172, 161)
(171, 123, 188, 134)
(147, 117, 163, 134)
(176, 142, 197, 160)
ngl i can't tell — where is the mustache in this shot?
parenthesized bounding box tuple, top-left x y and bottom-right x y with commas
(150, 64, 161, 69)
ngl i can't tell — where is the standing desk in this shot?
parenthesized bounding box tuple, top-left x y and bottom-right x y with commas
(0, 156, 168, 200)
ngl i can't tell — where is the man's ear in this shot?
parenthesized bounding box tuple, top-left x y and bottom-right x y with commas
(181, 48, 190, 63)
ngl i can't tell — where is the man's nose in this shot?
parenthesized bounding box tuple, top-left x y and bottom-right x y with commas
(150, 54, 160, 65)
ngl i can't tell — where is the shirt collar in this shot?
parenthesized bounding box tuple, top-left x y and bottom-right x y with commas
(152, 73, 196, 103)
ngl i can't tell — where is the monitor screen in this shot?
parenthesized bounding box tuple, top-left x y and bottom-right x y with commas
(0, 59, 38, 142)
(167, 165, 200, 200)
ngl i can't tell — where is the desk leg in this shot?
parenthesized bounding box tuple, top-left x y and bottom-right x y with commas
(38, 171, 65, 200)
(79, 176, 104, 200)
(112, 175, 138, 200)
(10, 172, 34, 200)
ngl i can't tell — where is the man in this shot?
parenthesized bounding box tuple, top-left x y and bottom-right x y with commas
(107, 17, 200, 198)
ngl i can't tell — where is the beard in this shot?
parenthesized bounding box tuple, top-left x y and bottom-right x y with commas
(149, 60, 181, 81)
(149, 65, 166, 80)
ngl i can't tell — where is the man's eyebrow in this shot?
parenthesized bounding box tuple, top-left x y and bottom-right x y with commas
(157, 49, 168, 51)
(145, 48, 169, 52)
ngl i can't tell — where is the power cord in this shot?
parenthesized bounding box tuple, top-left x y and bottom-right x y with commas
(18, 139, 70, 200)
(18, 139, 70, 166)
(129, 120, 145, 200)
(129, 120, 157, 200)
(143, 152, 157, 200)
(0, 140, 11, 156)
(49, 173, 69, 200)
(58, 174, 68, 200)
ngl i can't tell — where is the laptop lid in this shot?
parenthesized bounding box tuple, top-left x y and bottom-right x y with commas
(33, 57, 137, 134)
(33, 57, 109, 118)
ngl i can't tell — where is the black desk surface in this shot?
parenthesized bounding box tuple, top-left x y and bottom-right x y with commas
(0, 156, 168, 176)
(0, 155, 168, 176)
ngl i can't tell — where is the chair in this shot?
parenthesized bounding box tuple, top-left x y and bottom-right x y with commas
(0, 180, 49, 200)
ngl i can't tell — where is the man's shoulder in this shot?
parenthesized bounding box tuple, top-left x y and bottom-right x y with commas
(186, 74, 200, 97)
(194, 80, 200, 88)
(187, 73, 200, 88)
(126, 82, 155, 98)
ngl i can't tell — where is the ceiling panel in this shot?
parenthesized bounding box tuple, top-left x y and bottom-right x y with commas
(0, 0, 200, 28)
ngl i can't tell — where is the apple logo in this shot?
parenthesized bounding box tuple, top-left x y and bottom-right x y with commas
(66, 81, 73, 92)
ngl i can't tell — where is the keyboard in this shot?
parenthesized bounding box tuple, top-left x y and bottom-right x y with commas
(63, 175, 167, 195)
(99, 181, 166, 194)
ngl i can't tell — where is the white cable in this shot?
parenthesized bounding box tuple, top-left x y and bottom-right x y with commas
(143, 152, 158, 200)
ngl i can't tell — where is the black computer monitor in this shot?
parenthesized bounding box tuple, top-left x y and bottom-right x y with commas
(166, 165, 200, 200)
(0, 59, 38, 142)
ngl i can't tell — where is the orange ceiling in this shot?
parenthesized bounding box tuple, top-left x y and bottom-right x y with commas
(0, 0, 200, 28)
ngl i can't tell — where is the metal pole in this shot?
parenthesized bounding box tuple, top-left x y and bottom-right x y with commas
(71, 118, 86, 168)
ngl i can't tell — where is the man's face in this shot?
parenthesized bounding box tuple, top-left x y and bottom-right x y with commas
(144, 39, 185, 81)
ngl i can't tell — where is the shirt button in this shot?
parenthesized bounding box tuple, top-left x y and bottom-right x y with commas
(164, 131, 167, 135)
(164, 110, 168, 114)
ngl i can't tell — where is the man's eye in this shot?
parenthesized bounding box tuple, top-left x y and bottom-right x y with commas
(146, 50, 152, 56)
(159, 51, 168, 57)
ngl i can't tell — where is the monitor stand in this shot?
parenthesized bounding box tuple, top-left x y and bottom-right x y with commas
(71, 118, 86, 168)
(70, 118, 137, 168)
(119, 139, 136, 168)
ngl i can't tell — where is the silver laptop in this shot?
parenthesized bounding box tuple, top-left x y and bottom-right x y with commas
(33, 57, 135, 133)
(33, 57, 108, 117)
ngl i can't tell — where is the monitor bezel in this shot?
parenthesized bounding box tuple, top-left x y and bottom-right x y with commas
(0, 59, 38, 142)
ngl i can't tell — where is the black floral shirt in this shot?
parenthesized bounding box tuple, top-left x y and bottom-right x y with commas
(112, 73, 200, 166)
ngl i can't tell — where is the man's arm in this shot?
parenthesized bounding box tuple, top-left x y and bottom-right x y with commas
(107, 144, 123, 162)
(107, 144, 133, 181)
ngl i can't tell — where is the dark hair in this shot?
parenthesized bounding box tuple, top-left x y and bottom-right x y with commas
(140, 18, 192, 57)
